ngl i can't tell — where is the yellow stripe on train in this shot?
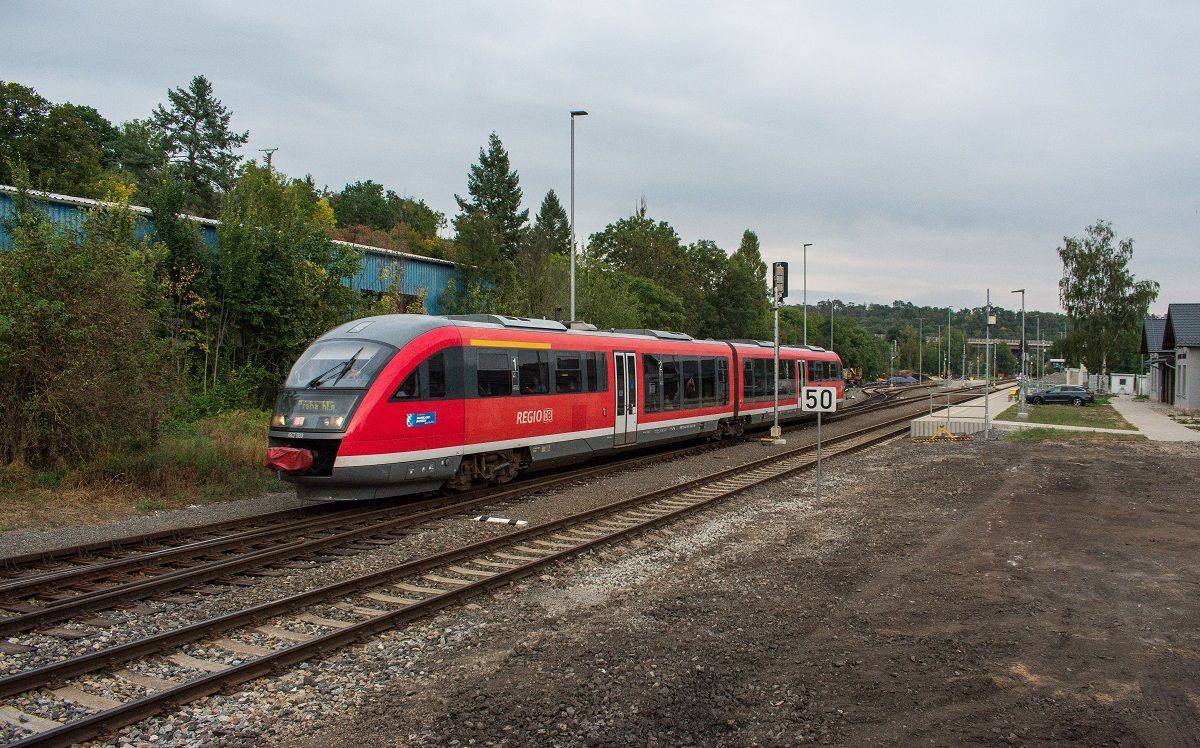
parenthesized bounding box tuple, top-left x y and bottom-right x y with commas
(469, 339, 552, 350)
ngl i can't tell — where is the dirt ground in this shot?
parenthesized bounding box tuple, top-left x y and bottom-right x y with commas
(273, 436, 1200, 747)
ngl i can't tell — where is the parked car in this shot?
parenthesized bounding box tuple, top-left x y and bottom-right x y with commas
(1025, 384, 1095, 406)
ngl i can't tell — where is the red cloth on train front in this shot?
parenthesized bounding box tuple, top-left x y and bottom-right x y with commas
(265, 447, 313, 472)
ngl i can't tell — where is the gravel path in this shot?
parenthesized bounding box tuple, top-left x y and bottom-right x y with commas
(0, 491, 307, 560)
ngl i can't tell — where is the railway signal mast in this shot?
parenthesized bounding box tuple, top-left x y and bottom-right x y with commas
(767, 261, 789, 445)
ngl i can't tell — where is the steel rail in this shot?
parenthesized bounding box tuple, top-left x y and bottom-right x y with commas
(0, 384, 988, 637)
(8, 415, 911, 748)
(0, 390, 887, 596)
(0, 381, 897, 577)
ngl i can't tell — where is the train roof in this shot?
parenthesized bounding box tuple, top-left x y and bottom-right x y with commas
(315, 313, 840, 357)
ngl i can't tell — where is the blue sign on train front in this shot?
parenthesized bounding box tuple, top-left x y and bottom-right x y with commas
(406, 412, 436, 427)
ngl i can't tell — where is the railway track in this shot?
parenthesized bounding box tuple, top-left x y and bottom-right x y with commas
(1, 404, 928, 747)
(0, 383, 993, 643)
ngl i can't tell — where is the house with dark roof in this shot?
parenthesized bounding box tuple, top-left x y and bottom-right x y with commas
(1141, 317, 1171, 403)
(1146, 304, 1200, 411)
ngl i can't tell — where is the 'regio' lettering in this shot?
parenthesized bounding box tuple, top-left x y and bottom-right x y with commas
(516, 408, 554, 424)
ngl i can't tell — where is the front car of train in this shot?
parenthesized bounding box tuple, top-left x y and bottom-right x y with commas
(265, 315, 466, 501)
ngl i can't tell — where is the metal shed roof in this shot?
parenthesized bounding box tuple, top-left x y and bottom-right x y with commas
(0, 184, 457, 312)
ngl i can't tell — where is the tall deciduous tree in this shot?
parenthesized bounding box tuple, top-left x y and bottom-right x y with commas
(0, 82, 114, 197)
(331, 180, 392, 230)
(454, 132, 528, 259)
(712, 230, 770, 339)
(1057, 220, 1159, 374)
(213, 164, 360, 404)
(588, 213, 685, 292)
(151, 75, 249, 217)
(112, 118, 168, 193)
(512, 191, 573, 319)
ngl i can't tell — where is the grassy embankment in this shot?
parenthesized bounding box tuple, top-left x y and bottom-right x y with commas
(0, 411, 288, 532)
(1006, 428, 1146, 442)
(997, 399, 1141, 441)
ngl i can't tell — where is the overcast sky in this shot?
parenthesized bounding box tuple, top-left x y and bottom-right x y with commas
(6, 1, 1196, 315)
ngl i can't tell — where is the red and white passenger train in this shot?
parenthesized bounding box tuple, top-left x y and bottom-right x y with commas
(266, 314, 844, 501)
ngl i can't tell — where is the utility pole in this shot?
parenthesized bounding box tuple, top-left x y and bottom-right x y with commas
(918, 318, 923, 382)
(569, 110, 588, 322)
(802, 243, 812, 346)
(258, 148, 278, 172)
(936, 325, 942, 378)
(946, 306, 952, 379)
(985, 289, 993, 439)
(828, 300, 834, 351)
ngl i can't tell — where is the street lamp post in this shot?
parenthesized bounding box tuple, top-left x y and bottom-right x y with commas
(1012, 288, 1026, 416)
(569, 110, 588, 322)
(802, 243, 812, 345)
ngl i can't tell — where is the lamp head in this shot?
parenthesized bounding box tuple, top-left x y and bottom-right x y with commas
(571, 110, 589, 117)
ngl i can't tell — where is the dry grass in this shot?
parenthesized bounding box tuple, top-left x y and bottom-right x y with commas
(0, 411, 288, 533)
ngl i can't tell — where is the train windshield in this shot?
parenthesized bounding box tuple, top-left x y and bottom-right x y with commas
(285, 340, 396, 389)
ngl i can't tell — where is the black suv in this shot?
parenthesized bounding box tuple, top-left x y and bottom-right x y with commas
(1025, 384, 1095, 406)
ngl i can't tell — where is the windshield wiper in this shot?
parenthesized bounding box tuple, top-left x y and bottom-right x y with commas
(307, 347, 364, 388)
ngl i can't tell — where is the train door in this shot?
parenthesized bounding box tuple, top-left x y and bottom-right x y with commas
(613, 351, 638, 446)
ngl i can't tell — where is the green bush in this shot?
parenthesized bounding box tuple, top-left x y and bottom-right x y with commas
(69, 410, 284, 501)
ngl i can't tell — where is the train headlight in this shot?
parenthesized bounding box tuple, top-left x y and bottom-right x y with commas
(332, 416, 345, 428)
(271, 414, 286, 428)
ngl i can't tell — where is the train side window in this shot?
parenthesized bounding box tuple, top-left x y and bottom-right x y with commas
(427, 351, 446, 398)
(518, 349, 548, 394)
(593, 352, 608, 392)
(763, 358, 777, 399)
(700, 358, 716, 404)
(643, 354, 662, 413)
(742, 358, 755, 399)
(779, 357, 794, 396)
(477, 349, 513, 397)
(392, 369, 420, 400)
(808, 361, 820, 383)
(555, 352, 583, 393)
(717, 358, 728, 405)
(662, 356, 681, 410)
(585, 353, 597, 392)
(681, 358, 699, 406)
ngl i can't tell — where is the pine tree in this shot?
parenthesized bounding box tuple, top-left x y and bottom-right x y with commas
(454, 132, 528, 258)
(717, 230, 771, 339)
(530, 189, 570, 255)
(151, 75, 249, 217)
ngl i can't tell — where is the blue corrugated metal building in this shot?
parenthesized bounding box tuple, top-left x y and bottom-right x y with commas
(0, 185, 456, 312)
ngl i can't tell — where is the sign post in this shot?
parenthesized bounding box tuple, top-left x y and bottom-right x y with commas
(767, 261, 789, 445)
(801, 385, 836, 508)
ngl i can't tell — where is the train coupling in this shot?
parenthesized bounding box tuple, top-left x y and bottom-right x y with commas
(266, 446, 315, 473)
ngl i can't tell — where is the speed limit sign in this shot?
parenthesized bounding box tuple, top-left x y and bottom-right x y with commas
(801, 386, 837, 412)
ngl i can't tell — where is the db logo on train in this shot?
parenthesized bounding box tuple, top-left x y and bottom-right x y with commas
(516, 408, 554, 424)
